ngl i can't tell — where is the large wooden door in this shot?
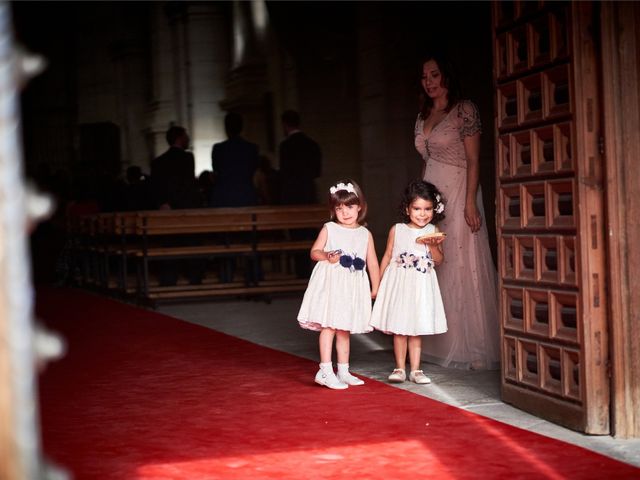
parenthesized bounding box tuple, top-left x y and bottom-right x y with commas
(493, 1, 609, 433)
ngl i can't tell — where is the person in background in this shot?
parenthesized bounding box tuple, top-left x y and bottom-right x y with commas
(197, 170, 215, 208)
(210, 112, 259, 207)
(279, 110, 322, 278)
(209, 112, 260, 283)
(123, 165, 155, 211)
(254, 155, 280, 205)
(150, 126, 203, 286)
(279, 110, 322, 205)
(150, 126, 201, 210)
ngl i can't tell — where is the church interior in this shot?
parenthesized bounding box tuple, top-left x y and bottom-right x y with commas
(1, 1, 639, 478)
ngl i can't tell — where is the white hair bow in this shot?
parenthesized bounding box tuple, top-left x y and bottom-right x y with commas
(329, 182, 357, 196)
(435, 194, 445, 214)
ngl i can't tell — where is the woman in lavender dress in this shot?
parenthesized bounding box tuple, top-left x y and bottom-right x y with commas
(414, 54, 500, 369)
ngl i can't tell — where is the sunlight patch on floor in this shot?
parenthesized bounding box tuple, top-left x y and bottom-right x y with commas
(134, 440, 453, 479)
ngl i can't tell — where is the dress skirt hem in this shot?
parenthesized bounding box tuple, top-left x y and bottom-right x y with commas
(298, 319, 373, 334)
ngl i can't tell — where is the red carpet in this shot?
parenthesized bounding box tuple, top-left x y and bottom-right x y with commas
(37, 287, 639, 479)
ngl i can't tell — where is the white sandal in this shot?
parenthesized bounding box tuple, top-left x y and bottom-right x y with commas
(409, 370, 431, 384)
(388, 368, 406, 383)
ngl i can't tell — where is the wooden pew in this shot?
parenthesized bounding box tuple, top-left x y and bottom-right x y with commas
(70, 205, 329, 303)
(254, 206, 329, 253)
(66, 214, 98, 286)
(135, 208, 256, 300)
(99, 211, 139, 293)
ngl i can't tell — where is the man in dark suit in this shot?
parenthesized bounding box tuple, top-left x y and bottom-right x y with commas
(150, 126, 203, 285)
(122, 166, 155, 211)
(279, 110, 322, 205)
(210, 112, 259, 207)
(209, 112, 259, 283)
(278, 110, 323, 278)
(150, 126, 202, 210)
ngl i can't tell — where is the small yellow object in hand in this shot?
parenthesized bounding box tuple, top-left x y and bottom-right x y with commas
(416, 232, 447, 243)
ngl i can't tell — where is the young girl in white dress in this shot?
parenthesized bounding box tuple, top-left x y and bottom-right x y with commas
(370, 180, 447, 384)
(298, 179, 380, 390)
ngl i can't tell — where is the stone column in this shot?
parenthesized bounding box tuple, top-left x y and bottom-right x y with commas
(148, 2, 180, 160)
(220, 0, 271, 154)
(148, 2, 230, 174)
(184, 3, 230, 174)
(111, 39, 148, 170)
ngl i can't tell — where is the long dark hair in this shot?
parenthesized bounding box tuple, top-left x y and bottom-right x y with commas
(418, 52, 462, 119)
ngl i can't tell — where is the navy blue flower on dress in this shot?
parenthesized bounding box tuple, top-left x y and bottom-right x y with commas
(397, 252, 418, 269)
(339, 255, 353, 269)
(396, 251, 434, 273)
(339, 252, 365, 272)
(352, 257, 366, 271)
(414, 253, 434, 273)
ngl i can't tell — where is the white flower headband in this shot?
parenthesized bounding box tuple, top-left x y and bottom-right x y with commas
(329, 182, 358, 197)
(435, 194, 445, 214)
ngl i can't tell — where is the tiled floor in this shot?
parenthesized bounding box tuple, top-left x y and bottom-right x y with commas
(158, 295, 640, 468)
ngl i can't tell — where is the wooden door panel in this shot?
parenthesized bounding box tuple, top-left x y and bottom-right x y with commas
(493, 1, 609, 433)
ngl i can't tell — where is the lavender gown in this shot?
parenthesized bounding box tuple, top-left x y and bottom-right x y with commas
(414, 100, 500, 369)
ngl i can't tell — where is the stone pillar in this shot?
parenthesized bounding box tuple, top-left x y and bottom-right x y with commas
(148, 3, 180, 160)
(148, 2, 230, 174)
(220, 0, 271, 154)
(111, 39, 148, 170)
(184, 3, 230, 174)
(73, 3, 151, 176)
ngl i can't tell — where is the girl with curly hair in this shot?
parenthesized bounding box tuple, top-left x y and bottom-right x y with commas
(370, 180, 448, 384)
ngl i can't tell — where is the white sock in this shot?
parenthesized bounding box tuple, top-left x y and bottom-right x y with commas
(337, 363, 364, 385)
(319, 362, 334, 373)
(337, 363, 350, 374)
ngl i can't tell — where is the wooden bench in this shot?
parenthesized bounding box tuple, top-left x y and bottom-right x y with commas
(104, 211, 138, 293)
(66, 213, 100, 287)
(72, 205, 329, 303)
(135, 208, 255, 298)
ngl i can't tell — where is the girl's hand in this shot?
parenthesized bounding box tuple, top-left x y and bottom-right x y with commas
(416, 232, 446, 246)
(417, 236, 446, 247)
(464, 202, 482, 233)
(326, 250, 342, 263)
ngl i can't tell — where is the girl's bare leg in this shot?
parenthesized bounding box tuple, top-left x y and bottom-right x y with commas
(393, 335, 408, 370)
(319, 328, 336, 364)
(335, 330, 364, 385)
(335, 330, 350, 364)
(408, 336, 422, 371)
(316, 328, 348, 389)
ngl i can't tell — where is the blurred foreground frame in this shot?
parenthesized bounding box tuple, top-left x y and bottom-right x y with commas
(0, 1, 67, 479)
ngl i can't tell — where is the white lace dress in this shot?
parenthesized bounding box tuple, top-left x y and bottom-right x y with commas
(370, 223, 447, 336)
(297, 222, 373, 334)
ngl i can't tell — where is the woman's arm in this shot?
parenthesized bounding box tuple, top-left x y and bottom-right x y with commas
(366, 232, 380, 298)
(415, 114, 427, 180)
(310, 226, 340, 263)
(463, 131, 482, 233)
